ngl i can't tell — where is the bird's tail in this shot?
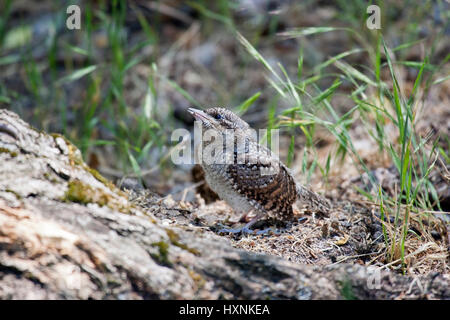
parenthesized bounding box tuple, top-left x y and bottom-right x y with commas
(295, 183, 331, 215)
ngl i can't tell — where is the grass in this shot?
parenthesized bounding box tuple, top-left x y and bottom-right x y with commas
(246, 37, 445, 271)
(0, 0, 448, 272)
(226, 4, 448, 270)
(1, 0, 166, 175)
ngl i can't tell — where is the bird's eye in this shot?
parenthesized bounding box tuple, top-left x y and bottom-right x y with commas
(214, 114, 223, 120)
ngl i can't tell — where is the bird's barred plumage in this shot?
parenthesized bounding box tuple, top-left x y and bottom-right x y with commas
(188, 107, 330, 225)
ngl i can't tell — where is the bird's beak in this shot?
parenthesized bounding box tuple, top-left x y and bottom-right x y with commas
(187, 108, 210, 123)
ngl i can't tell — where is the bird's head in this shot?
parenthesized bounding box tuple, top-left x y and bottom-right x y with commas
(188, 107, 250, 132)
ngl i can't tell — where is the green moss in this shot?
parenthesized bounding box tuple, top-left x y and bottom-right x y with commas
(0, 147, 18, 157)
(188, 269, 206, 289)
(52, 134, 134, 214)
(339, 280, 357, 300)
(5, 189, 21, 199)
(63, 179, 134, 214)
(151, 241, 171, 266)
(149, 231, 201, 267)
(85, 165, 120, 193)
(65, 179, 109, 205)
(42, 172, 58, 183)
(51, 134, 126, 198)
(166, 229, 200, 256)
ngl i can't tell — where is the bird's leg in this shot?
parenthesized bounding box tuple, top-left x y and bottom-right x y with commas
(219, 211, 264, 234)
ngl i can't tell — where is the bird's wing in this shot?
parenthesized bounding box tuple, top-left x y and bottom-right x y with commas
(226, 142, 297, 218)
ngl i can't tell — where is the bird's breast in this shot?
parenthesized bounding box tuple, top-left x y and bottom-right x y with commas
(202, 164, 254, 214)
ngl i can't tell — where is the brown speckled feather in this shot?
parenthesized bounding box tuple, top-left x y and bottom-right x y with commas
(225, 139, 297, 220)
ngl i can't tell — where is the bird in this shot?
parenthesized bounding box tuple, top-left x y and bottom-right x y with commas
(187, 107, 330, 233)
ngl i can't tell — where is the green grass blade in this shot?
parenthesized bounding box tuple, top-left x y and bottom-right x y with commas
(237, 92, 261, 115)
